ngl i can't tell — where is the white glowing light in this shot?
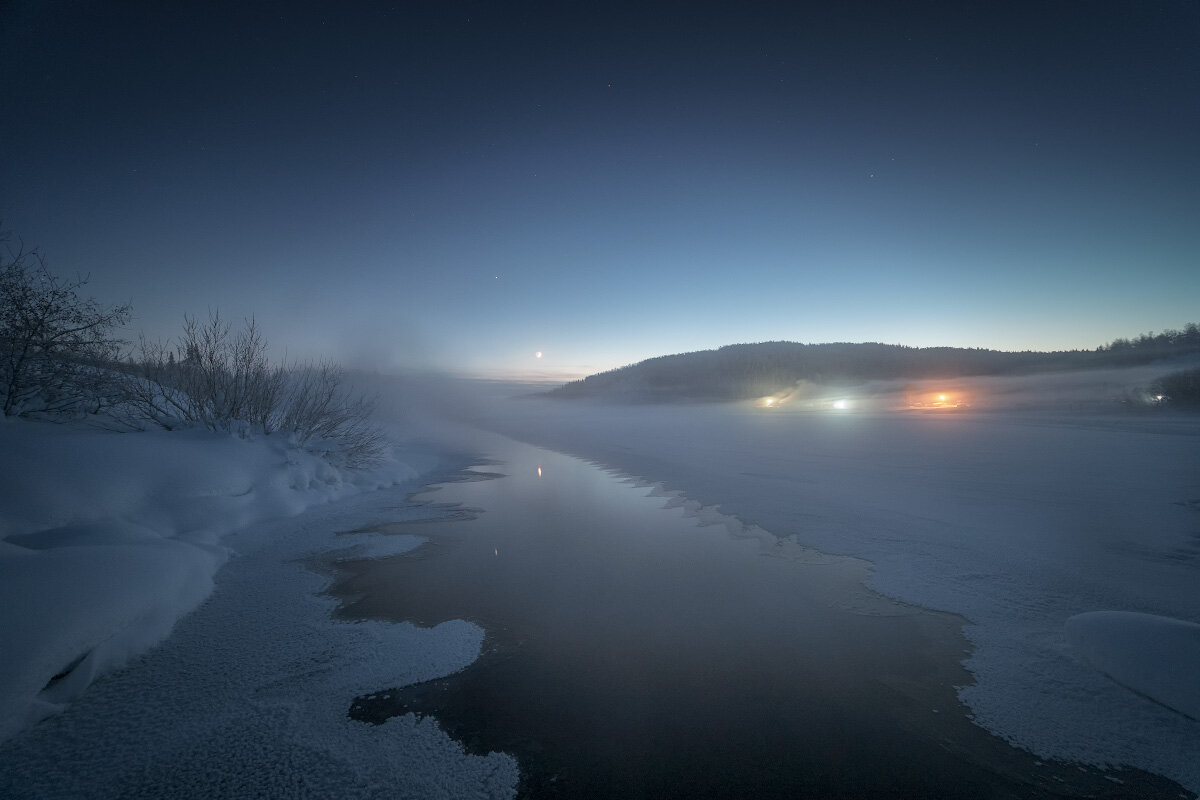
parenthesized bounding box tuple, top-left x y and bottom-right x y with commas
(535, 351, 543, 359)
(832, 399, 849, 410)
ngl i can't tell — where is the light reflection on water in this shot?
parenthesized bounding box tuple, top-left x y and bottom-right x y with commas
(329, 437, 1174, 800)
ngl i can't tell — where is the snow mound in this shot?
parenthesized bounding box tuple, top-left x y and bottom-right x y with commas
(1066, 610, 1200, 721)
(0, 419, 421, 744)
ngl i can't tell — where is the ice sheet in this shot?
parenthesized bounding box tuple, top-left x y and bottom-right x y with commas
(1067, 610, 1200, 721)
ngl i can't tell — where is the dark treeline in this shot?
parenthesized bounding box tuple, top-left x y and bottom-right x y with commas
(1098, 324, 1200, 354)
(550, 324, 1200, 402)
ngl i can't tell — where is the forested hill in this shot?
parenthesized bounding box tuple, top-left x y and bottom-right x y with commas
(548, 325, 1200, 402)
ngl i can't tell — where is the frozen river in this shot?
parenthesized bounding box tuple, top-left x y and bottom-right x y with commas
(329, 433, 1186, 798)
(453, 393, 1200, 794)
(2, 390, 1195, 798)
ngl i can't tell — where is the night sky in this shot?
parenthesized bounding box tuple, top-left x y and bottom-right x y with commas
(3, 1, 1198, 379)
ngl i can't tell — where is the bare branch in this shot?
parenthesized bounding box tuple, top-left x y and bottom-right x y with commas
(1, 235, 130, 417)
(116, 310, 384, 468)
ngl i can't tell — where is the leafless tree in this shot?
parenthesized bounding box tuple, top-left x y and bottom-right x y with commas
(0, 236, 130, 416)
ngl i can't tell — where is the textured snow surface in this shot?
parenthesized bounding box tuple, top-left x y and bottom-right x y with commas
(1067, 611, 1200, 721)
(0, 481, 517, 798)
(469, 392, 1200, 793)
(0, 420, 420, 744)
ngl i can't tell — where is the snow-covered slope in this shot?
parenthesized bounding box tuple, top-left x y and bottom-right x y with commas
(0, 419, 421, 744)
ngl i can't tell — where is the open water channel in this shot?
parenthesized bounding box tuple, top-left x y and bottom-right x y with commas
(328, 435, 1183, 799)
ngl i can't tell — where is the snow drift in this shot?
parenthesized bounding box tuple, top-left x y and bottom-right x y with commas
(0, 418, 419, 744)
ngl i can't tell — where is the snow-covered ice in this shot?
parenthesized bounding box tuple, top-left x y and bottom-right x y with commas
(330, 530, 429, 561)
(1067, 610, 1200, 721)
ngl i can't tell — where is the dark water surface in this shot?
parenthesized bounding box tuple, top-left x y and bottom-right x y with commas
(330, 438, 1182, 799)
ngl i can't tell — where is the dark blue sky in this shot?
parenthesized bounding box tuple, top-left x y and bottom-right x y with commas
(3, 1, 1198, 378)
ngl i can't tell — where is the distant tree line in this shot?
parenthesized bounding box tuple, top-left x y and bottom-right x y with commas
(0, 231, 384, 468)
(551, 331, 1200, 403)
(1098, 324, 1200, 355)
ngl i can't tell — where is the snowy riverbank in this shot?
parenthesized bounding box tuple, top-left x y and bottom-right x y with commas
(0, 418, 433, 744)
(0, 419, 518, 798)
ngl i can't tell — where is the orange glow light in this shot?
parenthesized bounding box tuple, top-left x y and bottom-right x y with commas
(904, 388, 969, 410)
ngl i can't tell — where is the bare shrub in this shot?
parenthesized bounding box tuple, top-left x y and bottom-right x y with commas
(121, 311, 385, 468)
(276, 363, 386, 468)
(174, 312, 285, 431)
(1, 237, 130, 417)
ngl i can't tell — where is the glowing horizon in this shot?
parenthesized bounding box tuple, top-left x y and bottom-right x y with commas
(2, 2, 1195, 381)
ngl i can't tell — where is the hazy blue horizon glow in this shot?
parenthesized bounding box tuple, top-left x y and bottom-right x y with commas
(3, 1, 1197, 380)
